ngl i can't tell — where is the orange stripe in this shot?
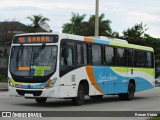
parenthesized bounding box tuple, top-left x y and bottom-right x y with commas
(18, 66, 30, 71)
(84, 37, 94, 43)
(86, 66, 104, 94)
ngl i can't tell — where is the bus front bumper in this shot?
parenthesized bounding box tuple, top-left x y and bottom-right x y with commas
(8, 85, 77, 98)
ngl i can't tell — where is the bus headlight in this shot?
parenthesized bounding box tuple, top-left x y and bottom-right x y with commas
(45, 77, 57, 88)
(9, 79, 14, 87)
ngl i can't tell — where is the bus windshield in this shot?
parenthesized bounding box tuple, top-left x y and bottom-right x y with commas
(10, 45, 57, 77)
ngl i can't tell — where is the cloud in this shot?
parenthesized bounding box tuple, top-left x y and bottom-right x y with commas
(0, 0, 160, 37)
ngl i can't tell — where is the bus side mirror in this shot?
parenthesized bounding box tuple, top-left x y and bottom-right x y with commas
(61, 48, 69, 58)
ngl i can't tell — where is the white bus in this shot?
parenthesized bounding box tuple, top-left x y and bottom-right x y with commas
(8, 33, 155, 105)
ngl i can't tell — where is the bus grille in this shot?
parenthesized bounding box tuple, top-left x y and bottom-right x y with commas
(16, 90, 42, 96)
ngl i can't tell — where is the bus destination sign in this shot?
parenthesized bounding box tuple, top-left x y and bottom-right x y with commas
(13, 35, 58, 44)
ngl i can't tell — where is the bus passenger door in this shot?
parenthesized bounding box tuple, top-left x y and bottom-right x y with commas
(60, 41, 77, 97)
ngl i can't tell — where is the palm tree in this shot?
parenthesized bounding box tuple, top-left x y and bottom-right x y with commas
(88, 13, 112, 36)
(26, 15, 49, 32)
(62, 13, 112, 37)
(62, 13, 86, 35)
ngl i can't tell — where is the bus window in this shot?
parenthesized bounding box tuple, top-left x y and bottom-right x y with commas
(67, 48, 73, 65)
(92, 45, 102, 65)
(146, 52, 152, 68)
(77, 43, 87, 65)
(61, 48, 73, 66)
(116, 48, 126, 66)
(83, 44, 87, 65)
(77, 44, 83, 65)
(128, 49, 135, 67)
(105, 46, 114, 66)
(136, 51, 146, 67)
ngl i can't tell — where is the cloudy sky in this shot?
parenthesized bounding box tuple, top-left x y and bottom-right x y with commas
(0, 0, 160, 37)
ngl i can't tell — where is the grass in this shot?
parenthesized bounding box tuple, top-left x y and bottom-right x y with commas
(148, 114, 160, 120)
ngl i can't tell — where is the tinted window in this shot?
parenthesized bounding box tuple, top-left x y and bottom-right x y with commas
(77, 44, 87, 65)
(61, 48, 73, 66)
(67, 48, 73, 65)
(77, 44, 83, 64)
(146, 52, 153, 68)
(83, 44, 87, 65)
(128, 49, 135, 67)
(116, 48, 126, 66)
(105, 46, 114, 66)
(92, 45, 102, 65)
(136, 51, 146, 67)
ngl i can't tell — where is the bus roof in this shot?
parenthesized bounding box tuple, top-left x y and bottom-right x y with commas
(14, 32, 154, 52)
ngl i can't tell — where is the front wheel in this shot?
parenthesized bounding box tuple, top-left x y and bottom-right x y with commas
(119, 82, 135, 100)
(35, 98, 47, 103)
(72, 85, 85, 105)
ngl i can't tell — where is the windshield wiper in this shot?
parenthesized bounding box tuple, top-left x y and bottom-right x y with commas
(33, 43, 46, 60)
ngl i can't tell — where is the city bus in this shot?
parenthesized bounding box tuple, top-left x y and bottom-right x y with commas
(8, 33, 155, 105)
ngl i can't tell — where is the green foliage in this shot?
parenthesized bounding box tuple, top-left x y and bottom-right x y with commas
(62, 13, 86, 35)
(62, 13, 112, 36)
(0, 68, 7, 82)
(62, 15, 160, 76)
(0, 32, 15, 44)
(122, 22, 147, 45)
(148, 114, 160, 120)
(26, 14, 49, 32)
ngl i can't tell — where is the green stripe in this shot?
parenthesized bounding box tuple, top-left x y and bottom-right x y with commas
(11, 79, 38, 85)
(110, 41, 153, 51)
(111, 67, 154, 77)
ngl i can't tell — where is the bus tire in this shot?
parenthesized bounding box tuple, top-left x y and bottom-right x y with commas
(35, 98, 47, 103)
(119, 82, 135, 100)
(72, 84, 85, 105)
(90, 95, 103, 100)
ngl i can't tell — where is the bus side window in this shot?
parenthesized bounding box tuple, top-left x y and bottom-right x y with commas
(116, 48, 126, 66)
(128, 49, 135, 67)
(105, 46, 114, 66)
(92, 44, 102, 65)
(67, 48, 73, 65)
(76, 43, 87, 65)
(83, 44, 87, 65)
(146, 52, 152, 68)
(61, 47, 73, 66)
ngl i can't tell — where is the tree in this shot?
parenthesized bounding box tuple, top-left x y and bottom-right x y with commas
(85, 13, 112, 36)
(62, 13, 112, 37)
(110, 31, 120, 38)
(122, 22, 148, 45)
(62, 13, 86, 35)
(26, 15, 49, 32)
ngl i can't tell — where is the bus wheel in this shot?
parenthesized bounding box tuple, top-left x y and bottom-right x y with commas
(90, 95, 103, 100)
(119, 82, 135, 100)
(35, 98, 47, 103)
(72, 85, 85, 105)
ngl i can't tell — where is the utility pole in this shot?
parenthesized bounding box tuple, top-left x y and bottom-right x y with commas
(95, 0, 99, 37)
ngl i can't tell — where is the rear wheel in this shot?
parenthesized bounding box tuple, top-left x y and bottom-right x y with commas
(119, 82, 135, 100)
(35, 98, 47, 103)
(72, 85, 85, 105)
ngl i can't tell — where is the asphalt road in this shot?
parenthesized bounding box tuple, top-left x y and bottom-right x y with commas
(0, 87, 160, 120)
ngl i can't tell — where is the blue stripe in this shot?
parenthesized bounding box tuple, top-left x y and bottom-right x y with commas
(94, 39, 110, 45)
(22, 81, 47, 89)
(92, 66, 154, 94)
